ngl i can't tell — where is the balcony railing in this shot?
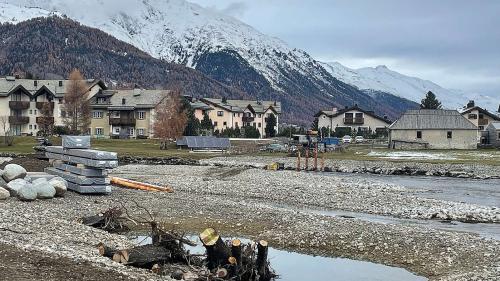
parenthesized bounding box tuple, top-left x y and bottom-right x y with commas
(478, 118, 489, 126)
(36, 117, 54, 124)
(109, 117, 136, 126)
(9, 116, 29, 125)
(242, 116, 254, 123)
(9, 101, 30, 110)
(344, 118, 364, 125)
(36, 102, 54, 111)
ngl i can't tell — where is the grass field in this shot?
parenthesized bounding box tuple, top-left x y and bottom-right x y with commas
(0, 136, 217, 159)
(1, 136, 499, 165)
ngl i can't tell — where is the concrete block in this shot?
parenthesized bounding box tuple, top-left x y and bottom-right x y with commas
(52, 162, 108, 177)
(62, 136, 91, 149)
(67, 181, 111, 194)
(45, 146, 117, 160)
(45, 152, 118, 168)
(45, 168, 109, 185)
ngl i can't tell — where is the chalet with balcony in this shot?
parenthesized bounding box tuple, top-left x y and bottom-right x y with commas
(460, 100, 500, 143)
(89, 89, 170, 138)
(200, 98, 281, 138)
(315, 105, 391, 135)
(0, 76, 105, 136)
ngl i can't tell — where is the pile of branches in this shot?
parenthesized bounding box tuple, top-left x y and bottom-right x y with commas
(88, 203, 276, 280)
(81, 206, 128, 233)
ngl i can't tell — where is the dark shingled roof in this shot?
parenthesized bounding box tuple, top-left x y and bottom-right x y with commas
(389, 109, 477, 130)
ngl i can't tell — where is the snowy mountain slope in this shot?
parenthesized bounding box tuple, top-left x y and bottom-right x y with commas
(321, 61, 499, 111)
(0, 0, 419, 124)
(0, 2, 56, 23)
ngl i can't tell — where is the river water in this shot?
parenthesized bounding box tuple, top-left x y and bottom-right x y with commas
(133, 235, 427, 281)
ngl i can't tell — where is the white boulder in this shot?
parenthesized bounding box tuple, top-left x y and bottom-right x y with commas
(48, 177, 68, 197)
(34, 179, 56, 199)
(5, 179, 28, 197)
(0, 186, 9, 200)
(17, 183, 37, 201)
(2, 164, 27, 182)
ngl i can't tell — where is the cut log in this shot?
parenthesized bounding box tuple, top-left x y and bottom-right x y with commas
(110, 177, 174, 192)
(199, 228, 231, 270)
(97, 242, 116, 258)
(216, 268, 228, 278)
(231, 239, 242, 266)
(118, 244, 172, 268)
(256, 240, 269, 280)
(151, 264, 161, 274)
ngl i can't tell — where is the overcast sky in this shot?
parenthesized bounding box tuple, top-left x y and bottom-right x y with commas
(190, 0, 500, 97)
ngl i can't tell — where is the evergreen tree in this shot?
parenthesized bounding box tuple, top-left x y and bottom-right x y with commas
(182, 99, 200, 136)
(311, 117, 319, 130)
(243, 126, 260, 138)
(265, 114, 277, 138)
(222, 96, 227, 103)
(420, 91, 442, 109)
(200, 112, 213, 135)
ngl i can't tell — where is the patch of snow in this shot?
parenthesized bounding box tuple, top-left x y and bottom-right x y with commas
(367, 151, 457, 161)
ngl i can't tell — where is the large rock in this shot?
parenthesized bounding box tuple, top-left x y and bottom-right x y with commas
(49, 177, 68, 197)
(34, 179, 56, 199)
(0, 186, 9, 200)
(2, 164, 27, 182)
(17, 183, 37, 201)
(5, 179, 28, 197)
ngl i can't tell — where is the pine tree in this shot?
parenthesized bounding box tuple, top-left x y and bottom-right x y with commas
(200, 112, 213, 135)
(420, 91, 442, 109)
(265, 114, 277, 138)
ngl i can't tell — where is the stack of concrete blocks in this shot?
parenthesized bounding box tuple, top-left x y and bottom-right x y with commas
(44, 136, 118, 194)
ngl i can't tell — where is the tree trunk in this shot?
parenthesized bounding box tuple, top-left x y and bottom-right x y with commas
(97, 242, 116, 258)
(256, 240, 269, 280)
(199, 228, 231, 270)
(115, 244, 172, 268)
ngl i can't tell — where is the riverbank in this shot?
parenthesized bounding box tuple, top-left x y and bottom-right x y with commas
(201, 156, 500, 179)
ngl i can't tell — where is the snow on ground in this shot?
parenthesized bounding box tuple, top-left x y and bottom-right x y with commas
(367, 151, 457, 160)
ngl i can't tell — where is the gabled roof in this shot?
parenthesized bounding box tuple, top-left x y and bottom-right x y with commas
(315, 105, 391, 124)
(461, 106, 500, 121)
(33, 85, 55, 98)
(92, 89, 171, 110)
(487, 122, 500, 130)
(389, 109, 477, 130)
(0, 77, 106, 98)
(201, 98, 282, 114)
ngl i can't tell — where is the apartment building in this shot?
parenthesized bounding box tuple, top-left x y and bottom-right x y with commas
(89, 89, 170, 138)
(460, 100, 500, 143)
(315, 105, 391, 134)
(0, 76, 105, 136)
(200, 98, 281, 138)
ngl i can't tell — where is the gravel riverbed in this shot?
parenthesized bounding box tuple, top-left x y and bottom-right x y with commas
(0, 162, 499, 280)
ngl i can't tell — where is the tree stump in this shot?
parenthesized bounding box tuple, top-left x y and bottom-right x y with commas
(256, 240, 269, 280)
(199, 228, 231, 270)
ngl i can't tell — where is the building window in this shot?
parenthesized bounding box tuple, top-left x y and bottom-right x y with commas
(122, 98, 126, 105)
(34, 80, 38, 87)
(92, 111, 103, 119)
(447, 131, 452, 139)
(58, 81, 63, 87)
(137, 128, 145, 136)
(258, 114, 262, 118)
(29, 110, 32, 114)
(468, 114, 477, 119)
(479, 113, 484, 119)
(479, 126, 484, 130)
(416, 131, 422, 139)
(128, 128, 134, 136)
(112, 111, 120, 118)
(253, 122, 256, 127)
(258, 122, 261, 128)
(498, 132, 500, 139)
(29, 125, 32, 130)
(95, 128, 103, 135)
(114, 127, 120, 134)
(235, 122, 239, 127)
(34, 124, 37, 130)
(58, 98, 63, 104)
(223, 122, 227, 126)
(217, 111, 223, 117)
(34, 110, 37, 115)
(238, 113, 241, 117)
(233, 113, 236, 117)
(214, 121, 218, 127)
(138, 111, 145, 120)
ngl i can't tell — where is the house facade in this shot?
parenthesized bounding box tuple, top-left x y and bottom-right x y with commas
(315, 105, 391, 135)
(460, 101, 500, 143)
(200, 98, 281, 138)
(0, 76, 105, 136)
(89, 89, 170, 139)
(486, 122, 500, 147)
(389, 109, 478, 150)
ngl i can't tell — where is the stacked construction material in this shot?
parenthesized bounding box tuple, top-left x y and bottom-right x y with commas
(44, 136, 118, 194)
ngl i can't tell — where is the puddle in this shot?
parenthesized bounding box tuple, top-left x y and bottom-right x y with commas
(274, 204, 500, 240)
(131, 235, 427, 281)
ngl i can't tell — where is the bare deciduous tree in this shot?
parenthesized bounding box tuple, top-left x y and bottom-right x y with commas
(0, 116, 14, 146)
(63, 69, 91, 134)
(153, 91, 187, 150)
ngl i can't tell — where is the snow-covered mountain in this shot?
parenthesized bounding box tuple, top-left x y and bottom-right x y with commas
(321, 62, 499, 111)
(0, 0, 420, 123)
